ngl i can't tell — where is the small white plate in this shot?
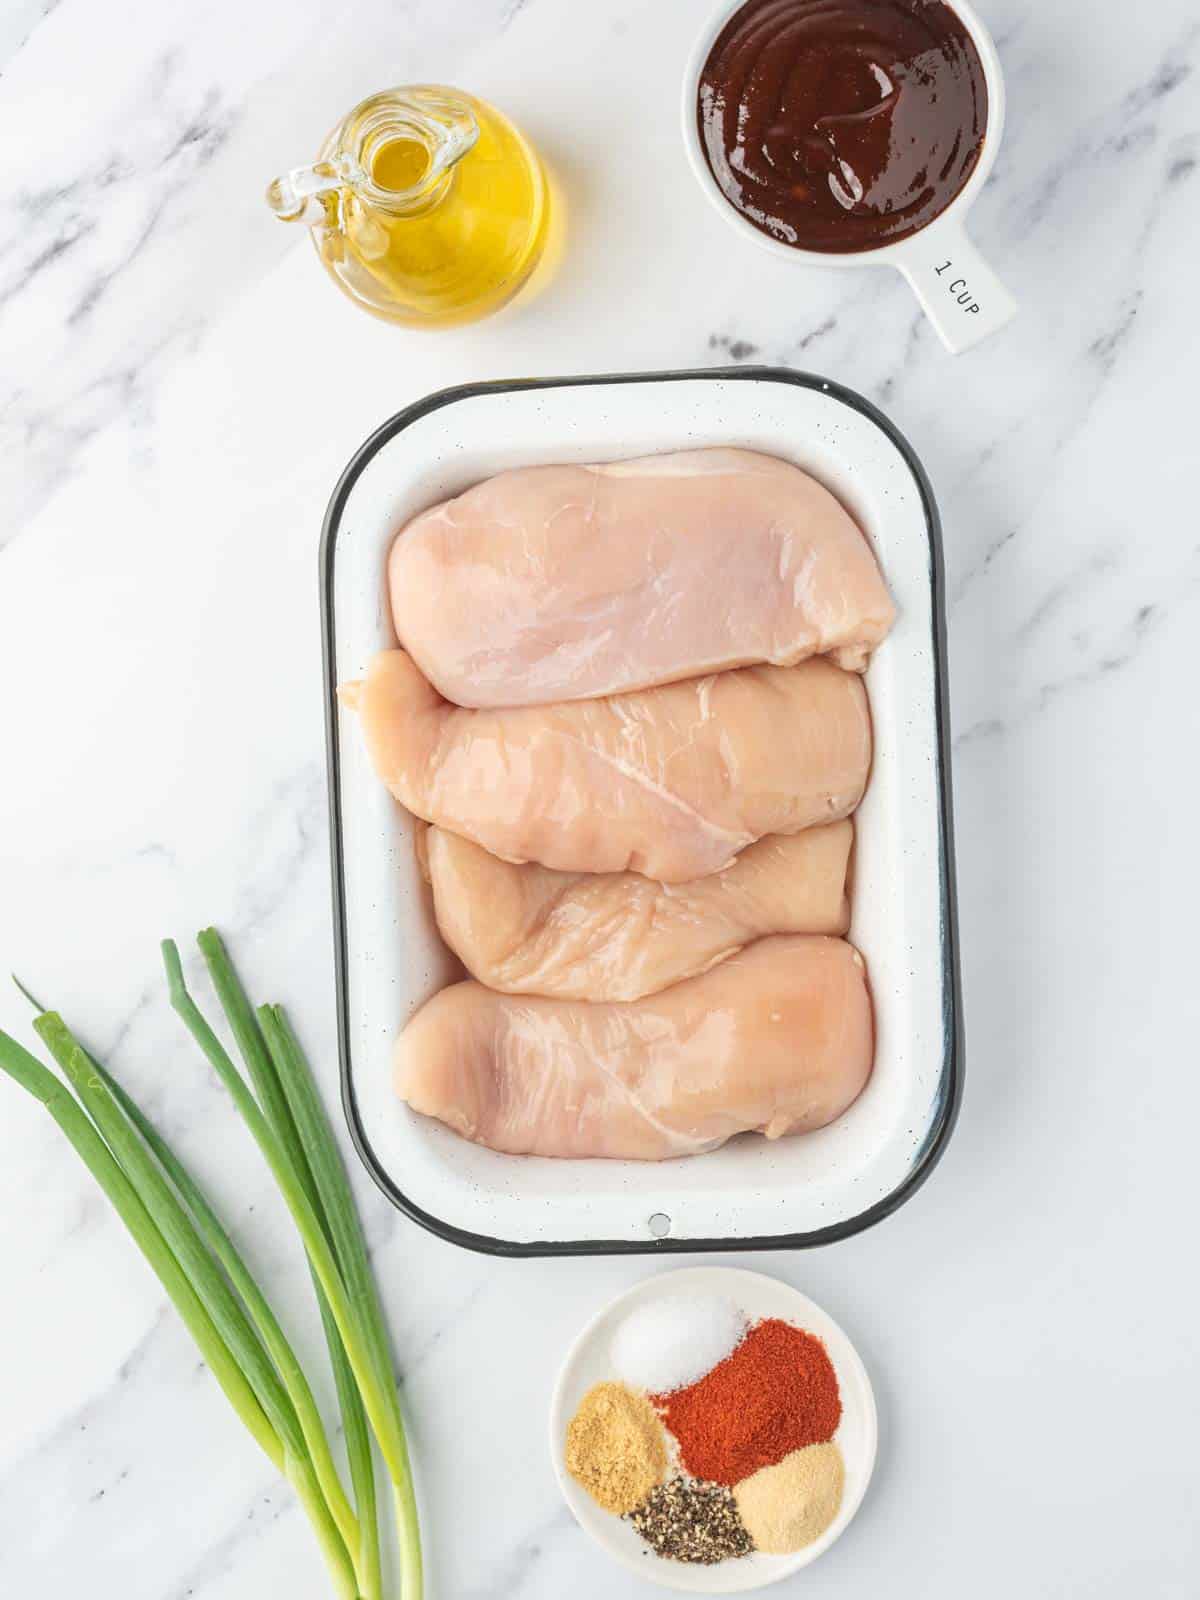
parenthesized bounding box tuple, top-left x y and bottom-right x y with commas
(549, 1267, 878, 1592)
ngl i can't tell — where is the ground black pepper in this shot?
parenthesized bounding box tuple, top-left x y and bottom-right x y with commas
(627, 1476, 753, 1564)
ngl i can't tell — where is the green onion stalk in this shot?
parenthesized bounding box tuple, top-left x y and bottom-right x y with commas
(0, 931, 422, 1600)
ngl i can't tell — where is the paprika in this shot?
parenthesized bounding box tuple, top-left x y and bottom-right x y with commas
(653, 1317, 841, 1486)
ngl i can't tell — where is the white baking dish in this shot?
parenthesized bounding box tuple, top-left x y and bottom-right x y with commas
(321, 368, 962, 1255)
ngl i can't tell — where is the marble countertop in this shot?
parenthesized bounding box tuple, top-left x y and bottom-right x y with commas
(2, 0, 1198, 1595)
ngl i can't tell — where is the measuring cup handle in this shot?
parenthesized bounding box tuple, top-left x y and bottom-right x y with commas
(897, 219, 1017, 354)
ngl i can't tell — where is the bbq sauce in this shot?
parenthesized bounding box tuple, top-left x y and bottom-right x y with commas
(698, 0, 988, 253)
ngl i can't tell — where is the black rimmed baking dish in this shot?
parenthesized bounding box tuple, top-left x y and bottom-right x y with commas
(321, 367, 962, 1256)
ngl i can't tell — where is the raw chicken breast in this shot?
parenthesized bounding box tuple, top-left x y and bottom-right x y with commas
(394, 935, 873, 1160)
(388, 449, 895, 707)
(420, 822, 853, 1000)
(346, 650, 871, 882)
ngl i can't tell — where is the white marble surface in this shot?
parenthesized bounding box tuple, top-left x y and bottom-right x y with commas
(1, 0, 1198, 1595)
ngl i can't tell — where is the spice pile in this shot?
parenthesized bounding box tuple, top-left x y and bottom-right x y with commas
(564, 1381, 666, 1515)
(564, 1294, 848, 1566)
(630, 1478, 753, 1564)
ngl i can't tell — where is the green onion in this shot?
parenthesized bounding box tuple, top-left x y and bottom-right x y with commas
(194, 930, 383, 1600)
(1, 929, 423, 1600)
(4, 1014, 361, 1600)
(93, 1058, 363, 1574)
(164, 938, 421, 1599)
(0, 1027, 284, 1469)
(321, 1294, 384, 1600)
(33, 1012, 312, 1469)
(260, 1003, 421, 1596)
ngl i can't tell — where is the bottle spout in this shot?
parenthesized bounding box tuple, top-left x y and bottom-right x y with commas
(266, 160, 356, 225)
(354, 88, 480, 211)
(266, 89, 482, 233)
(408, 91, 480, 184)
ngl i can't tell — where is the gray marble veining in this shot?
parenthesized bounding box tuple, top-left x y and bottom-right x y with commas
(2, 0, 1199, 1596)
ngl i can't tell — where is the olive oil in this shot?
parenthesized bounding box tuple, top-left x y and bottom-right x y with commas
(269, 87, 551, 328)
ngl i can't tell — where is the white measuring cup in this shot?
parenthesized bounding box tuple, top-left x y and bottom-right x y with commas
(682, 0, 1017, 354)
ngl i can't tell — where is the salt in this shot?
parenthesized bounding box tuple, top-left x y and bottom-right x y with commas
(611, 1296, 747, 1396)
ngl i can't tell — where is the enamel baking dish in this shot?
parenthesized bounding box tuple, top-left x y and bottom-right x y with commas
(321, 368, 962, 1255)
